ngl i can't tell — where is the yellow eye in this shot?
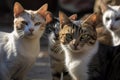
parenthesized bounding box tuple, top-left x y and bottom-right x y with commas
(21, 21, 28, 25)
(35, 22, 41, 26)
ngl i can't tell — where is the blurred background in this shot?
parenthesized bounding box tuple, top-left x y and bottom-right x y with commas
(0, 0, 120, 80)
(1, 0, 120, 26)
(0, 0, 96, 26)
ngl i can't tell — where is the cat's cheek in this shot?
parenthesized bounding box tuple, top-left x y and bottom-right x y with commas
(39, 24, 46, 30)
(16, 26, 24, 30)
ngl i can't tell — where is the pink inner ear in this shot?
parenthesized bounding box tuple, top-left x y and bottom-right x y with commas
(14, 2, 24, 17)
(45, 12, 53, 24)
(92, 15, 97, 22)
(59, 11, 70, 24)
(38, 3, 48, 18)
(69, 14, 77, 20)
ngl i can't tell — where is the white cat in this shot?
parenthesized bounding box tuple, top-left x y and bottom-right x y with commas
(0, 2, 52, 80)
(101, 1, 120, 46)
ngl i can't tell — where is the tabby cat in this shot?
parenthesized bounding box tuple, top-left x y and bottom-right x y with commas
(46, 13, 77, 80)
(0, 2, 52, 80)
(59, 12, 120, 80)
(100, 0, 120, 46)
(59, 11, 98, 80)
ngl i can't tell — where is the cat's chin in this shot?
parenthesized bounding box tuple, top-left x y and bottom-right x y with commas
(24, 33, 37, 39)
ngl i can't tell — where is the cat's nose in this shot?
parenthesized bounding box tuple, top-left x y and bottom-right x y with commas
(29, 28, 34, 32)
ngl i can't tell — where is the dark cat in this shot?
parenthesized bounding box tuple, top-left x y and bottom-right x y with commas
(46, 13, 77, 80)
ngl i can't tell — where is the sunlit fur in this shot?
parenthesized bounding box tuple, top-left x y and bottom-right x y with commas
(14, 10, 46, 39)
(0, 3, 48, 80)
(59, 13, 98, 80)
(102, 5, 120, 46)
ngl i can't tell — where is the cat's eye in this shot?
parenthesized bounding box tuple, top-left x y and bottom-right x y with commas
(66, 34, 73, 42)
(80, 34, 89, 41)
(21, 21, 28, 25)
(66, 34, 72, 39)
(106, 17, 110, 21)
(83, 34, 89, 38)
(115, 17, 120, 21)
(34, 22, 41, 26)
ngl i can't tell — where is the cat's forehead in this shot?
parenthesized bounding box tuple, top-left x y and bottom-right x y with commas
(16, 10, 45, 22)
(73, 20, 81, 27)
(104, 6, 120, 16)
(109, 5, 120, 11)
(60, 25, 75, 34)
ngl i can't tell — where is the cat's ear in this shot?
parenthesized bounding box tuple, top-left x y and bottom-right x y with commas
(38, 3, 48, 16)
(59, 11, 71, 25)
(45, 11, 53, 24)
(14, 2, 24, 17)
(84, 13, 98, 28)
(69, 14, 77, 20)
(37, 3, 52, 23)
(100, 0, 109, 13)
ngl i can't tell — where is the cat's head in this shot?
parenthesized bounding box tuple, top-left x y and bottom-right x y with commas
(59, 12, 97, 52)
(100, 0, 120, 32)
(59, 11, 80, 44)
(13, 2, 52, 39)
(46, 13, 77, 40)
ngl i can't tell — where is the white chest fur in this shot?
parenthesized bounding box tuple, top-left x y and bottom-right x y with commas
(61, 42, 99, 80)
(111, 32, 120, 46)
(4, 33, 40, 60)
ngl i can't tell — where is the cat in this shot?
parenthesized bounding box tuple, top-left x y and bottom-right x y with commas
(46, 12, 77, 80)
(59, 11, 98, 80)
(100, 0, 120, 46)
(0, 2, 52, 80)
(58, 12, 120, 80)
(81, 13, 112, 46)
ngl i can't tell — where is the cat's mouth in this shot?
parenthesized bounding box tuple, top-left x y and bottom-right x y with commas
(27, 32, 34, 36)
(110, 27, 117, 31)
(69, 44, 81, 51)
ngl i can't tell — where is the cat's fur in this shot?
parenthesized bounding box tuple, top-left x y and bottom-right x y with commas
(101, 0, 120, 46)
(58, 12, 98, 80)
(0, 2, 52, 80)
(59, 12, 120, 80)
(46, 13, 77, 80)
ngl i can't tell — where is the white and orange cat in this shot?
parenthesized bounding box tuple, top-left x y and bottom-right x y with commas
(0, 2, 52, 80)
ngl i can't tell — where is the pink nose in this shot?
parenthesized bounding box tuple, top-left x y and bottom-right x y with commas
(29, 28, 34, 32)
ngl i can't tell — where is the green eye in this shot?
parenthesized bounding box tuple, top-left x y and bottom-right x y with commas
(35, 22, 41, 26)
(82, 34, 88, 38)
(66, 34, 73, 42)
(84, 34, 88, 38)
(67, 34, 72, 38)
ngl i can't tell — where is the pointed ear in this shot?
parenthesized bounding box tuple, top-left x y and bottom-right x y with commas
(84, 13, 98, 27)
(14, 2, 24, 17)
(59, 11, 70, 25)
(45, 11, 53, 24)
(69, 14, 77, 20)
(38, 3, 48, 18)
(100, 0, 109, 13)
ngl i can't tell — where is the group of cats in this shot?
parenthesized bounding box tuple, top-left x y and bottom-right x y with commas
(0, 1, 120, 80)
